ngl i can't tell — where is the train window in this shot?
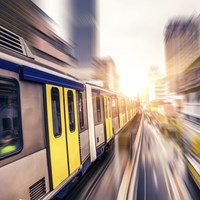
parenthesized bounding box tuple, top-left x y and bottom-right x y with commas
(78, 92, 84, 129)
(112, 98, 118, 118)
(51, 87, 62, 137)
(3, 118, 11, 130)
(121, 99, 125, 113)
(96, 96, 101, 122)
(68, 90, 75, 132)
(13, 117, 18, 129)
(0, 78, 22, 158)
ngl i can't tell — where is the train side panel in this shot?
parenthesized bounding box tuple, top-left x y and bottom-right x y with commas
(0, 150, 49, 199)
(0, 68, 50, 199)
(86, 85, 97, 162)
(77, 91, 90, 164)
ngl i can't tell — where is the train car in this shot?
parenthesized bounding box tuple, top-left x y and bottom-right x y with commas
(0, 26, 87, 199)
(85, 84, 114, 163)
(118, 96, 137, 129)
(112, 96, 137, 134)
(0, 26, 138, 199)
(76, 89, 91, 175)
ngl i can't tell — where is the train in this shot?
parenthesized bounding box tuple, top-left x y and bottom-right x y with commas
(0, 26, 138, 199)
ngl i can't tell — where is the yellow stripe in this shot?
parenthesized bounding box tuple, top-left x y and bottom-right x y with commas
(188, 162, 200, 189)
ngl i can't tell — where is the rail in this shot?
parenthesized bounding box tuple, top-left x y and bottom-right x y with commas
(116, 113, 144, 200)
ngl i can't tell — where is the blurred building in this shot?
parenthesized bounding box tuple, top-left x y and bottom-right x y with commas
(32, 0, 72, 42)
(0, 0, 75, 73)
(178, 56, 200, 119)
(147, 66, 162, 101)
(71, 0, 97, 68)
(164, 16, 200, 93)
(138, 88, 149, 105)
(155, 78, 169, 101)
(148, 66, 161, 83)
(92, 57, 119, 92)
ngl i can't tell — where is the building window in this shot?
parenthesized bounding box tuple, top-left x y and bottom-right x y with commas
(78, 92, 84, 129)
(0, 78, 22, 158)
(112, 98, 118, 118)
(68, 90, 75, 132)
(51, 87, 62, 137)
(96, 96, 101, 122)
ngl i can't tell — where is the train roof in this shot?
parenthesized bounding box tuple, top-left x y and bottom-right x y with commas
(0, 26, 84, 91)
(85, 82, 118, 95)
(0, 52, 84, 91)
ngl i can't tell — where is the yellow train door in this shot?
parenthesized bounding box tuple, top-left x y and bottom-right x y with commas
(104, 96, 113, 142)
(46, 85, 69, 189)
(64, 88, 81, 174)
(108, 97, 113, 139)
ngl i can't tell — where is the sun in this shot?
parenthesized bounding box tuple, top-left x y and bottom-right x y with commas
(119, 71, 147, 97)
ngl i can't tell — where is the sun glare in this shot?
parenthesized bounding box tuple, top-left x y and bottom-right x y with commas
(119, 72, 147, 97)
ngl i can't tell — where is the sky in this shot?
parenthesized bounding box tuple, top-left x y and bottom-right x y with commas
(33, 0, 200, 96)
(98, 0, 200, 96)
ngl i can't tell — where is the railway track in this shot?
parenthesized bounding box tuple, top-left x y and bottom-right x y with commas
(61, 113, 142, 200)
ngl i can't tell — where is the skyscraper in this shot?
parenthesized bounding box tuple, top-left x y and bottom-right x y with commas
(71, 0, 97, 68)
(164, 16, 200, 93)
(147, 66, 161, 101)
(92, 57, 119, 91)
